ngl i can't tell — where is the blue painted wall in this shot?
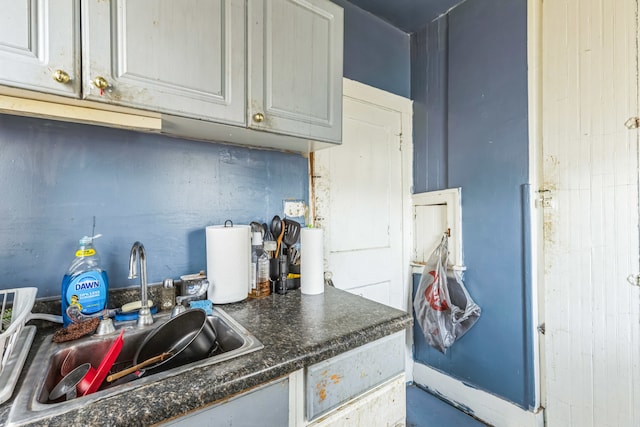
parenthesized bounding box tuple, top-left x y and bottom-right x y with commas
(0, 0, 535, 410)
(0, 114, 308, 297)
(412, 0, 534, 410)
(332, 0, 411, 98)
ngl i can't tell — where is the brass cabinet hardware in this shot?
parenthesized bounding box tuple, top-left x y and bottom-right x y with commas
(93, 76, 109, 90)
(52, 70, 70, 84)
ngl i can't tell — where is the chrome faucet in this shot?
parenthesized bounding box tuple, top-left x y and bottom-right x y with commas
(128, 241, 154, 327)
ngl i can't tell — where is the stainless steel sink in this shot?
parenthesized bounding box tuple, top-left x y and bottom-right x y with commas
(7, 307, 262, 425)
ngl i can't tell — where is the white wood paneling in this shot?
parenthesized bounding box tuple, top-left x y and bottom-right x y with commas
(540, 0, 640, 425)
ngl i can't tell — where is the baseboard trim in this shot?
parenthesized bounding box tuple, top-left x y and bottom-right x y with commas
(413, 363, 544, 427)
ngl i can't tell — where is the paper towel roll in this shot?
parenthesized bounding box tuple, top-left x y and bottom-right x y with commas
(300, 227, 324, 295)
(206, 223, 250, 304)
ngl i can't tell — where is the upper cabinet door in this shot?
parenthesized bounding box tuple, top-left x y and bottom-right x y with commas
(82, 0, 246, 125)
(248, 0, 343, 143)
(0, 0, 80, 97)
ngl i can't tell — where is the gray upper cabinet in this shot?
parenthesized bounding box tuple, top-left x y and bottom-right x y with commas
(81, 0, 246, 125)
(248, 0, 343, 143)
(0, 0, 343, 150)
(0, 0, 80, 97)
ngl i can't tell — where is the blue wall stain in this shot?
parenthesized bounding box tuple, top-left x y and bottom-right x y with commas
(411, 0, 533, 410)
(332, 0, 411, 98)
(0, 114, 308, 297)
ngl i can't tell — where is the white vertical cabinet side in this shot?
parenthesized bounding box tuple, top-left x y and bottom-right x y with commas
(0, 0, 80, 97)
(81, 0, 246, 124)
(541, 0, 640, 425)
(248, 0, 343, 143)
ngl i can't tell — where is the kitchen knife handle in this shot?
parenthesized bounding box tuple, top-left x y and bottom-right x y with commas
(106, 352, 171, 382)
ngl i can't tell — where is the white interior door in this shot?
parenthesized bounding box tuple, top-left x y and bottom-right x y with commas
(312, 79, 412, 311)
(540, 0, 640, 425)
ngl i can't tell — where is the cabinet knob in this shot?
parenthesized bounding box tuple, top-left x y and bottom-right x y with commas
(52, 70, 70, 84)
(252, 112, 265, 123)
(93, 76, 109, 90)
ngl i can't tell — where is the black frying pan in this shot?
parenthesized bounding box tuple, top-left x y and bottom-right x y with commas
(133, 309, 217, 375)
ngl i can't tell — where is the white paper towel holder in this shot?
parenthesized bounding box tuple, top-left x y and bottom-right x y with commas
(206, 220, 251, 304)
(300, 227, 325, 295)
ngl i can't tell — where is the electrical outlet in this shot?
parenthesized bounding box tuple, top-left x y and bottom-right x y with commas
(283, 200, 307, 219)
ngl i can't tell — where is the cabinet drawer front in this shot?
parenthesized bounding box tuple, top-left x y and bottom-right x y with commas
(308, 374, 406, 427)
(159, 377, 289, 426)
(306, 332, 405, 421)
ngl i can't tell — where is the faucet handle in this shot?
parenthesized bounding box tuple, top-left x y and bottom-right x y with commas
(95, 316, 116, 335)
(175, 280, 209, 306)
(171, 303, 186, 318)
(137, 305, 154, 327)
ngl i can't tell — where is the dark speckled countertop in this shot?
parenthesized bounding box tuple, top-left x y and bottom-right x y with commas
(1, 286, 412, 426)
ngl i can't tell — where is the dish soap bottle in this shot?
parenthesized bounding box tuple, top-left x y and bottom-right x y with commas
(61, 235, 109, 326)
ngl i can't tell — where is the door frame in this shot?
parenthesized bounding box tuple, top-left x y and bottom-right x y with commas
(528, 0, 544, 413)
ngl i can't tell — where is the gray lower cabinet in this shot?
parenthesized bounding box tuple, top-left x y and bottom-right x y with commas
(159, 376, 289, 427)
(158, 332, 405, 426)
(0, 0, 80, 97)
(305, 332, 405, 421)
(82, 0, 246, 124)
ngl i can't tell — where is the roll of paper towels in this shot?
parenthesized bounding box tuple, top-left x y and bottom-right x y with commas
(206, 223, 250, 304)
(300, 227, 324, 295)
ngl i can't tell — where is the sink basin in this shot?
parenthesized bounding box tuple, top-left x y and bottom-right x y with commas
(7, 307, 262, 425)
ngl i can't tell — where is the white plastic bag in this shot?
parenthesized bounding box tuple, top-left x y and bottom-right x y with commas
(413, 234, 481, 353)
